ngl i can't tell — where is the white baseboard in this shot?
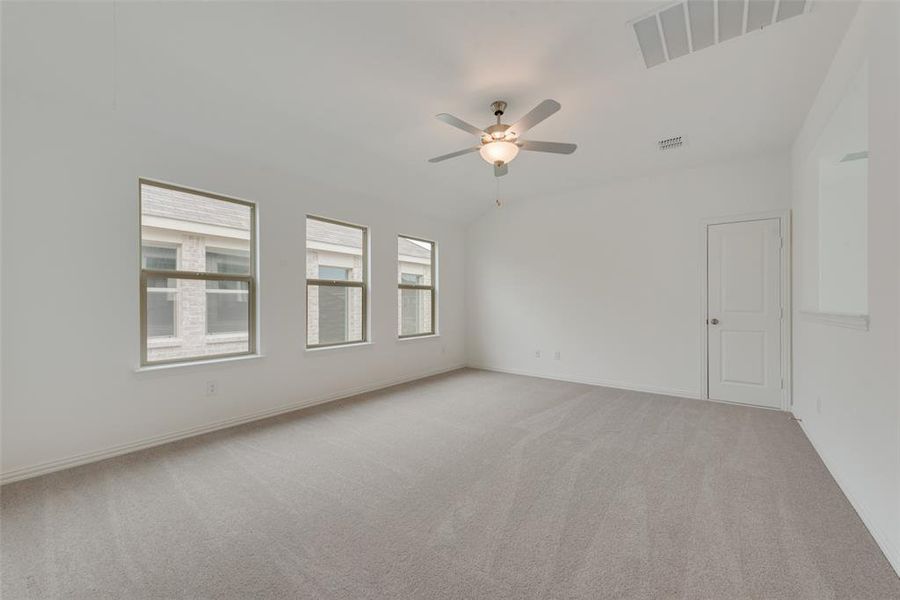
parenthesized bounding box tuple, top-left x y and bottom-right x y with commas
(0, 364, 466, 485)
(468, 363, 700, 400)
(795, 416, 900, 578)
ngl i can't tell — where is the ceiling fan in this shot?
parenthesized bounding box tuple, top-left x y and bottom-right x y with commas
(428, 99, 577, 177)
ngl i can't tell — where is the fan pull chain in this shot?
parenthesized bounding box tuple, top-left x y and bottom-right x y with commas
(495, 178, 502, 208)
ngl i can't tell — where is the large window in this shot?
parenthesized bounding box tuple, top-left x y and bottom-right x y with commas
(306, 216, 367, 348)
(397, 235, 435, 337)
(140, 180, 256, 365)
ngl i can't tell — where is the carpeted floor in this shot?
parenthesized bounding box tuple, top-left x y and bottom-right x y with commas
(2, 369, 898, 599)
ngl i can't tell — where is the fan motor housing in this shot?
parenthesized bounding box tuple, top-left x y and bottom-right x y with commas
(484, 123, 513, 141)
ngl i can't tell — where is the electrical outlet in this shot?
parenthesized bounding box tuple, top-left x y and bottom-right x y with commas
(535, 350, 541, 359)
(554, 351, 561, 360)
(206, 381, 218, 396)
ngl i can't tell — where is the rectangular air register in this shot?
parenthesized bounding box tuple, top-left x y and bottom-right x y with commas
(658, 136, 684, 150)
(633, 0, 810, 68)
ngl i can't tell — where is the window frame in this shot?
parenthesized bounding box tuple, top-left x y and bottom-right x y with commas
(305, 215, 369, 349)
(139, 179, 257, 366)
(397, 234, 436, 339)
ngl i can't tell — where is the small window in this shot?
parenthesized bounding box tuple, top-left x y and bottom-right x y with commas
(397, 235, 435, 337)
(306, 216, 368, 348)
(140, 180, 256, 366)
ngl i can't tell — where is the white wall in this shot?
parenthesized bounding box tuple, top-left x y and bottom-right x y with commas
(465, 152, 791, 398)
(791, 1, 900, 575)
(0, 3, 465, 480)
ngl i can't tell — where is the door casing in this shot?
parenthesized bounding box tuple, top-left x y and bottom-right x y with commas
(699, 210, 792, 411)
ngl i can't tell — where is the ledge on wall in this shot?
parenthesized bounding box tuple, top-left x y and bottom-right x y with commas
(798, 310, 870, 331)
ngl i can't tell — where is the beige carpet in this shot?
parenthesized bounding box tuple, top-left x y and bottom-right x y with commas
(2, 369, 898, 599)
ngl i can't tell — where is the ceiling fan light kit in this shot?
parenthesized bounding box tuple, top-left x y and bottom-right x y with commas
(429, 99, 576, 177)
(479, 141, 519, 165)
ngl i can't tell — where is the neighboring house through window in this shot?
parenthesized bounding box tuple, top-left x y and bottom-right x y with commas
(140, 180, 257, 365)
(142, 245, 178, 338)
(206, 249, 251, 335)
(398, 235, 435, 337)
(317, 265, 351, 345)
(306, 216, 367, 348)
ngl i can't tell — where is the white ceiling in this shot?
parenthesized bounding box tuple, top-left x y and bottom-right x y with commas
(114, 1, 858, 222)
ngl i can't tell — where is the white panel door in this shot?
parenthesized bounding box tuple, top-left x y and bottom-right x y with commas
(708, 218, 782, 408)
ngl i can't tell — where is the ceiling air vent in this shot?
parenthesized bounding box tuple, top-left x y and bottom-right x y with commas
(658, 136, 685, 151)
(632, 0, 811, 69)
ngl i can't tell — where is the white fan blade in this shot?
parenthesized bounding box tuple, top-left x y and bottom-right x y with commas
(518, 140, 577, 154)
(435, 113, 487, 137)
(507, 100, 561, 136)
(494, 162, 508, 177)
(428, 146, 480, 163)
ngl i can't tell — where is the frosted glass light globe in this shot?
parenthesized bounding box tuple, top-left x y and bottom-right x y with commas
(479, 141, 519, 165)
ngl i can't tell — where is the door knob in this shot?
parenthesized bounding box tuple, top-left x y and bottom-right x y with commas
(710, 318, 720, 325)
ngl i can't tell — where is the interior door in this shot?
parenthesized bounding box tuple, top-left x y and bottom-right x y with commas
(707, 218, 783, 408)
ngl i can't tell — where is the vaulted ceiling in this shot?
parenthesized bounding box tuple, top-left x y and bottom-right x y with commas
(113, 1, 857, 221)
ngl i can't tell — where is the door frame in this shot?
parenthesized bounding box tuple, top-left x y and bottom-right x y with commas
(699, 209, 792, 411)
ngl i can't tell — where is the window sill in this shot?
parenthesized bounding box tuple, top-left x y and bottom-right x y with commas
(306, 341, 372, 353)
(205, 333, 249, 344)
(799, 310, 870, 331)
(135, 353, 263, 372)
(397, 333, 440, 342)
(147, 337, 183, 349)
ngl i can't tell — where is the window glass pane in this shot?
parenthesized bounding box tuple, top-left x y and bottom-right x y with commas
(307, 285, 363, 346)
(397, 237, 432, 284)
(143, 245, 178, 288)
(204, 248, 251, 335)
(142, 245, 177, 270)
(319, 266, 350, 280)
(206, 249, 250, 276)
(399, 289, 432, 336)
(206, 281, 249, 334)
(147, 277, 177, 338)
(306, 218, 364, 283)
(206, 249, 251, 296)
(145, 277, 250, 362)
(141, 183, 251, 273)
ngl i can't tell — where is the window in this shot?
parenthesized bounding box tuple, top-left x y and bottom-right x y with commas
(397, 235, 435, 337)
(317, 265, 351, 344)
(306, 216, 367, 348)
(140, 180, 256, 365)
(142, 245, 178, 338)
(206, 249, 251, 335)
